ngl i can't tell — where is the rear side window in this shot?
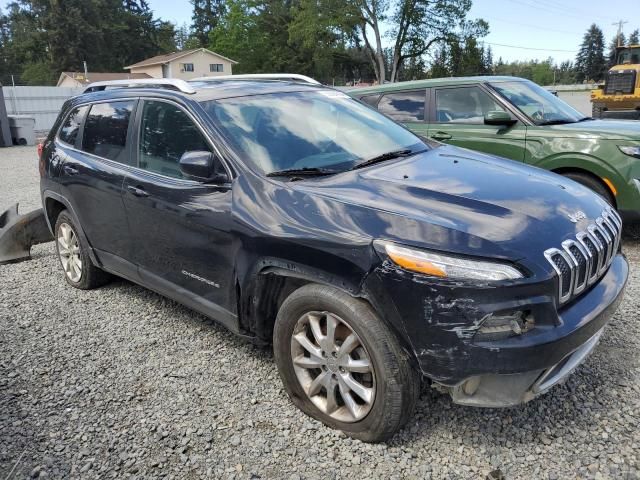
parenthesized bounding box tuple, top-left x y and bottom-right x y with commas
(82, 101, 135, 163)
(58, 106, 88, 146)
(377, 91, 425, 122)
(138, 100, 213, 179)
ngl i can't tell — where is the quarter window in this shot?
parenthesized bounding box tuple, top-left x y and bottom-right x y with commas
(377, 91, 425, 122)
(182, 63, 194, 72)
(58, 105, 88, 146)
(359, 94, 380, 108)
(210, 64, 224, 72)
(435, 86, 507, 124)
(138, 100, 214, 179)
(81, 101, 135, 162)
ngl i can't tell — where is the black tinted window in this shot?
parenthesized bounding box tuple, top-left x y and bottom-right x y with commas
(58, 106, 88, 146)
(138, 100, 212, 179)
(378, 91, 425, 122)
(82, 101, 134, 162)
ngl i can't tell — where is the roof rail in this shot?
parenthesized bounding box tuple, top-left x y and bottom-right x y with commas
(83, 78, 196, 94)
(190, 74, 321, 85)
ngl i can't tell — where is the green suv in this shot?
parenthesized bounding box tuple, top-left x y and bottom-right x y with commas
(349, 76, 640, 223)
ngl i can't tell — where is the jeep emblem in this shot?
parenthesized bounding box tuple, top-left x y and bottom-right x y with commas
(567, 211, 587, 223)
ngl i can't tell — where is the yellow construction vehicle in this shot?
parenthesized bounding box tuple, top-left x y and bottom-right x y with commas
(591, 44, 640, 119)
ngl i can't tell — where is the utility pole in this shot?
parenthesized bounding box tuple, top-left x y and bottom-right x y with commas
(613, 20, 628, 47)
(83, 61, 88, 81)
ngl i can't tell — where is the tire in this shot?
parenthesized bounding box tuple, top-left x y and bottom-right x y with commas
(54, 210, 111, 289)
(562, 172, 615, 206)
(273, 284, 420, 442)
(592, 104, 603, 119)
(623, 223, 640, 240)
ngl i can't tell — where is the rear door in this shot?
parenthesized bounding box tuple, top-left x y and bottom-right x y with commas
(427, 85, 527, 162)
(121, 98, 237, 326)
(374, 89, 429, 138)
(57, 99, 138, 274)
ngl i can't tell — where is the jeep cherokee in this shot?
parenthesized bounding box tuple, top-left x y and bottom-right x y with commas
(39, 77, 628, 442)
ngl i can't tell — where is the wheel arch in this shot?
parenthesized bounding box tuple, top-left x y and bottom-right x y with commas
(42, 191, 101, 266)
(239, 259, 368, 343)
(550, 166, 618, 208)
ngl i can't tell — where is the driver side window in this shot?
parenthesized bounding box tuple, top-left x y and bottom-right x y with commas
(435, 86, 506, 124)
(138, 100, 215, 179)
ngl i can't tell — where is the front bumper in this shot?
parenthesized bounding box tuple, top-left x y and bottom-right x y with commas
(366, 253, 628, 405)
(446, 328, 604, 407)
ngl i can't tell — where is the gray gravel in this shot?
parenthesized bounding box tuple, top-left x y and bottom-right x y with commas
(1, 146, 639, 479)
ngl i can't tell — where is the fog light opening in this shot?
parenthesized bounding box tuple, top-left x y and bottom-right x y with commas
(476, 311, 534, 341)
(462, 377, 481, 396)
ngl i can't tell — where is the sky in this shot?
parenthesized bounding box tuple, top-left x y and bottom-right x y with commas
(3, 0, 640, 64)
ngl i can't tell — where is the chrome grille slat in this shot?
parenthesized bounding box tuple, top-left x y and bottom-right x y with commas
(545, 208, 622, 305)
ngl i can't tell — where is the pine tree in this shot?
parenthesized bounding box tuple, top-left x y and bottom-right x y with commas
(191, 0, 226, 48)
(576, 24, 606, 82)
(629, 29, 640, 45)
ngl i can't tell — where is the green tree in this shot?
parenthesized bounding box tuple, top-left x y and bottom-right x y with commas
(576, 24, 606, 82)
(191, 0, 226, 47)
(356, 0, 488, 83)
(0, 0, 179, 85)
(629, 29, 639, 45)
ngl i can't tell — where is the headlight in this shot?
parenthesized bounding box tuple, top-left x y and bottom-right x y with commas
(618, 145, 640, 158)
(377, 241, 523, 281)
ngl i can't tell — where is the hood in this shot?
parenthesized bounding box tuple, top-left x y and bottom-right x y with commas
(293, 145, 610, 270)
(542, 119, 640, 141)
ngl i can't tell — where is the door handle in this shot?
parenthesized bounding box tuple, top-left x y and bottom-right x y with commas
(127, 185, 149, 198)
(63, 165, 79, 175)
(430, 132, 452, 141)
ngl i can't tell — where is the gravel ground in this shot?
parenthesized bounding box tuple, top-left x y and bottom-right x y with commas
(1, 146, 639, 479)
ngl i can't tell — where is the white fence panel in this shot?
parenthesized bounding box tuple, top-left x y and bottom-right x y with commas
(2, 86, 83, 133)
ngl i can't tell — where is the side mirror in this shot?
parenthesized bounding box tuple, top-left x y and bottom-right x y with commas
(484, 110, 517, 126)
(179, 151, 228, 183)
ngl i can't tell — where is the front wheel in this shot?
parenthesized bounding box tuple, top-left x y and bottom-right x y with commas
(273, 284, 420, 442)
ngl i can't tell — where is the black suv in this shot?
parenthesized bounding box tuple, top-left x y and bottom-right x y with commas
(40, 77, 628, 442)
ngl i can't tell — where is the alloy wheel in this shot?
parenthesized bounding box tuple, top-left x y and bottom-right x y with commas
(57, 223, 82, 283)
(290, 311, 376, 423)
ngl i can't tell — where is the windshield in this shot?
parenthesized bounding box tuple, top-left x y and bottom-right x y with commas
(618, 46, 640, 64)
(201, 90, 425, 174)
(490, 81, 584, 125)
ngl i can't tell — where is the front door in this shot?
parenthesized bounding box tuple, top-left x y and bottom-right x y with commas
(122, 98, 238, 325)
(428, 85, 527, 162)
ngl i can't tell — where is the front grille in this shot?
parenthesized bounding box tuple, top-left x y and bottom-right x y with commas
(544, 208, 622, 305)
(604, 70, 636, 95)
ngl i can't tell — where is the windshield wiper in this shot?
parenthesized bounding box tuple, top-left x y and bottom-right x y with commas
(577, 116, 595, 122)
(350, 149, 421, 171)
(266, 167, 340, 178)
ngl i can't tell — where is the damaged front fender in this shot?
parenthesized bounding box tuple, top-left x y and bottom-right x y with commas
(0, 203, 53, 265)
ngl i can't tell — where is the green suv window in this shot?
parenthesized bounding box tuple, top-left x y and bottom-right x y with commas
(436, 86, 506, 124)
(378, 90, 425, 122)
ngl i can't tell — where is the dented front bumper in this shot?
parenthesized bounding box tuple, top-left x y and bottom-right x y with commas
(368, 253, 628, 406)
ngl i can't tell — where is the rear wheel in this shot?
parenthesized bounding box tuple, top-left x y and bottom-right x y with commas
(273, 284, 420, 442)
(54, 211, 111, 289)
(562, 172, 615, 206)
